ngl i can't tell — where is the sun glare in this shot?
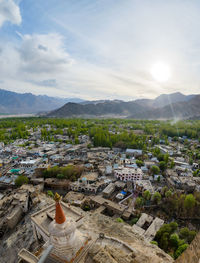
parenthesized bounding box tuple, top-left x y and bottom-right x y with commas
(150, 62, 171, 82)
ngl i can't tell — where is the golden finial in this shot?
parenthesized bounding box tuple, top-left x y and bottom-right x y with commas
(54, 192, 61, 202)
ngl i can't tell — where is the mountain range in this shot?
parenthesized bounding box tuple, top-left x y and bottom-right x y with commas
(48, 92, 200, 120)
(0, 89, 84, 114)
(0, 88, 199, 120)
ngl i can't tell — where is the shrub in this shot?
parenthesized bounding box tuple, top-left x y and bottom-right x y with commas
(116, 217, 124, 223)
(179, 227, 190, 240)
(47, 190, 54, 198)
(130, 217, 139, 225)
(152, 192, 161, 204)
(143, 190, 151, 201)
(83, 205, 90, 211)
(150, 241, 158, 246)
(135, 197, 144, 208)
(169, 222, 178, 232)
(15, 175, 29, 187)
(56, 173, 65, 179)
(169, 234, 179, 249)
(179, 228, 196, 243)
(174, 244, 188, 259)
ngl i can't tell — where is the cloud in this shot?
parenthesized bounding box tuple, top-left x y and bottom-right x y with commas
(1, 1, 200, 100)
(18, 33, 73, 74)
(0, 0, 21, 27)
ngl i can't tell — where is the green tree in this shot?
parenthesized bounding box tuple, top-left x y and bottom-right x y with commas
(56, 173, 65, 179)
(159, 161, 167, 172)
(169, 234, 179, 249)
(184, 194, 196, 212)
(165, 190, 173, 198)
(169, 222, 178, 232)
(188, 230, 197, 243)
(15, 175, 29, 187)
(136, 160, 144, 167)
(179, 228, 196, 243)
(135, 197, 144, 208)
(143, 190, 151, 201)
(130, 217, 139, 225)
(153, 192, 161, 204)
(174, 244, 188, 259)
(151, 165, 160, 175)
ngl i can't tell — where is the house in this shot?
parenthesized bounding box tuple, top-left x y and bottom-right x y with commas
(132, 213, 164, 242)
(102, 183, 116, 198)
(135, 180, 154, 194)
(114, 167, 143, 182)
(126, 149, 143, 157)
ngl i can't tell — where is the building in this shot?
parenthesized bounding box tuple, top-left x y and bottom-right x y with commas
(114, 167, 143, 182)
(125, 149, 143, 157)
(102, 183, 115, 198)
(132, 213, 164, 242)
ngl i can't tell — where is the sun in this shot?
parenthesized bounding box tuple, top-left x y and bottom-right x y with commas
(150, 62, 171, 82)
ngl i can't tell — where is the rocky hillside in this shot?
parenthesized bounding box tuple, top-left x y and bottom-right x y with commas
(48, 93, 200, 120)
(175, 232, 200, 263)
(47, 100, 150, 118)
(0, 187, 173, 263)
(82, 212, 173, 263)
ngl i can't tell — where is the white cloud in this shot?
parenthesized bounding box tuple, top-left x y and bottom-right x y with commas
(0, 0, 21, 27)
(2, 1, 200, 100)
(19, 33, 73, 74)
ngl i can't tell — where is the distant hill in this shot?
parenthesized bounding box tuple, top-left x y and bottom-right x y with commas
(0, 89, 84, 114)
(135, 92, 195, 108)
(48, 92, 200, 120)
(47, 100, 149, 118)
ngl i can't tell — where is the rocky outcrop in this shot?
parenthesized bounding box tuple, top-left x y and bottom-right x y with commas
(82, 212, 174, 263)
(175, 232, 200, 263)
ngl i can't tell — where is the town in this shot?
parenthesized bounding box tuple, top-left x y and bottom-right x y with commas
(0, 117, 200, 262)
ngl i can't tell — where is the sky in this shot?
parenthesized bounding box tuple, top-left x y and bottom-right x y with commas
(0, 0, 200, 100)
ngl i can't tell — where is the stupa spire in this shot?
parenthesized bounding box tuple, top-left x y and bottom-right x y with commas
(54, 193, 66, 224)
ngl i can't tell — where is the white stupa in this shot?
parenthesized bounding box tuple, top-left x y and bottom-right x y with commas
(48, 193, 88, 262)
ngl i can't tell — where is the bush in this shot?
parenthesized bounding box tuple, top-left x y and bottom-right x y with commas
(56, 173, 65, 179)
(174, 244, 188, 259)
(152, 192, 161, 204)
(165, 190, 172, 198)
(150, 241, 158, 246)
(83, 205, 90, 211)
(188, 230, 197, 243)
(136, 160, 144, 167)
(15, 175, 29, 187)
(179, 227, 196, 243)
(116, 217, 124, 223)
(42, 165, 84, 181)
(169, 234, 179, 249)
(135, 197, 144, 208)
(169, 222, 178, 232)
(143, 190, 151, 201)
(130, 217, 139, 225)
(179, 227, 190, 240)
(47, 190, 54, 198)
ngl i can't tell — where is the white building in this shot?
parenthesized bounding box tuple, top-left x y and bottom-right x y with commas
(114, 167, 143, 182)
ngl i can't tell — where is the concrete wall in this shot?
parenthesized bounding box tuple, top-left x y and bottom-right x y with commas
(175, 232, 200, 263)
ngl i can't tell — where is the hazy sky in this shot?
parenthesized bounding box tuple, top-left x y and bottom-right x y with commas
(0, 0, 200, 100)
